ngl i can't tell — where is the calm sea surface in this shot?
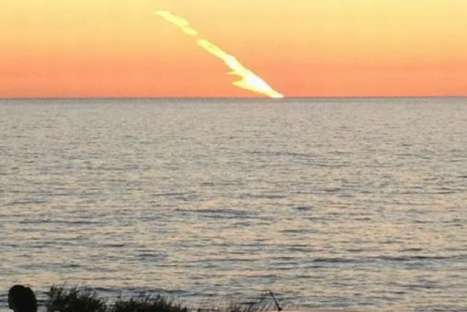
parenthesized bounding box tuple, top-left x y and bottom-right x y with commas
(1, 98, 466, 311)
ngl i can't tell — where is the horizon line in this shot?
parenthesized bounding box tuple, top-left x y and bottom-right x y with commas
(1, 95, 467, 101)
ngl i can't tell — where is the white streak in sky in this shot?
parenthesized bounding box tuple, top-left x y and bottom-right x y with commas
(156, 10, 284, 98)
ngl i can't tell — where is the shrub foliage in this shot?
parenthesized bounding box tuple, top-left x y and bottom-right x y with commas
(45, 286, 278, 312)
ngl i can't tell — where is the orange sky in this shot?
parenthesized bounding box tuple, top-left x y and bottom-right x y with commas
(2, 0, 467, 98)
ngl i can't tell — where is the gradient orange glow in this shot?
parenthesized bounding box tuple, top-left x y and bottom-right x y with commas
(2, 0, 467, 98)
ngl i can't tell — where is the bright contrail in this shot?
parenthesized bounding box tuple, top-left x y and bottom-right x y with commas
(156, 10, 284, 99)
(156, 10, 198, 36)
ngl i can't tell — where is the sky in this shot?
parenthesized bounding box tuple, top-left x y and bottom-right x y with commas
(2, 0, 467, 98)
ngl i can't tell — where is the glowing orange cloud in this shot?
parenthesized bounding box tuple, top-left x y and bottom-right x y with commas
(155, 10, 284, 99)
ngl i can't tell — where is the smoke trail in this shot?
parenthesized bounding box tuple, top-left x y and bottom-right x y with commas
(156, 10, 284, 99)
(156, 10, 198, 36)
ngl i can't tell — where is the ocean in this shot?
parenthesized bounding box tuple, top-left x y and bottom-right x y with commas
(0, 98, 466, 311)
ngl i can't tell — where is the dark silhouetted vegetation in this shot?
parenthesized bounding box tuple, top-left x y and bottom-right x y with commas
(46, 287, 107, 312)
(44, 286, 280, 312)
(112, 296, 188, 312)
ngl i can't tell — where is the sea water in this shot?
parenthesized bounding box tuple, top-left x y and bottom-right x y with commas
(0, 98, 466, 311)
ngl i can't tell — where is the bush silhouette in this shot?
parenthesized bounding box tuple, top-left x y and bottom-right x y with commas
(44, 286, 278, 312)
(46, 287, 107, 312)
(111, 296, 188, 312)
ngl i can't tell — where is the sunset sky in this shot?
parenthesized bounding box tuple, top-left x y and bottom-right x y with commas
(2, 0, 467, 98)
